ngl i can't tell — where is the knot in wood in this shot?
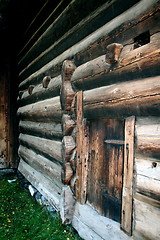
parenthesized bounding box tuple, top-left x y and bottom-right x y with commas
(28, 85, 35, 95)
(42, 76, 51, 88)
(62, 60, 76, 81)
(106, 43, 123, 64)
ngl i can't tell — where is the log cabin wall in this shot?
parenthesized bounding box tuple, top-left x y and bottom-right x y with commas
(17, 0, 160, 239)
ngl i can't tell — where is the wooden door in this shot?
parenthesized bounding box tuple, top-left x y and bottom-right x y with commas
(87, 119, 124, 223)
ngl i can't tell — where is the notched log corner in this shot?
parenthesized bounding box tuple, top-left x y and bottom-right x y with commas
(61, 60, 77, 82)
(42, 76, 51, 88)
(28, 85, 35, 95)
(106, 43, 123, 64)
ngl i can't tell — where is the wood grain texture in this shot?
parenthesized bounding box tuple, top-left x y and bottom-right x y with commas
(19, 121, 62, 139)
(18, 159, 63, 210)
(17, 96, 62, 122)
(18, 145, 62, 182)
(121, 116, 135, 235)
(19, 133, 62, 163)
(83, 76, 160, 119)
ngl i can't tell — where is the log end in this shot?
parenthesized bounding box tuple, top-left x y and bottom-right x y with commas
(106, 43, 123, 64)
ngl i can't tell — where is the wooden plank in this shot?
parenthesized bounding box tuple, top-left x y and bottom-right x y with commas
(19, 133, 62, 163)
(76, 91, 89, 204)
(18, 145, 62, 182)
(72, 202, 131, 240)
(133, 198, 160, 240)
(17, 96, 62, 122)
(83, 76, 160, 119)
(18, 0, 159, 90)
(18, 159, 63, 210)
(19, 121, 62, 139)
(121, 116, 135, 235)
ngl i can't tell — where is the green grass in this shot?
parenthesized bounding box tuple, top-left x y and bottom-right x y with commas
(0, 177, 82, 240)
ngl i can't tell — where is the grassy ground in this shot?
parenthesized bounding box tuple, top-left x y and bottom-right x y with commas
(0, 176, 82, 240)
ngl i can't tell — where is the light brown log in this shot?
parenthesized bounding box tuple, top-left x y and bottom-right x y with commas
(83, 76, 160, 119)
(18, 145, 62, 181)
(62, 136, 76, 163)
(106, 43, 123, 64)
(18, 75, 61, 106)
(134, 193, 160, 208)
(18, 159, 63, 210)
(133, 198, 160, 240)
(19, 133, 62, 163)
(19, 121, 62, 139)
(19, 0, 159, 90)
(17, 96, 62, 122)
(135, 117, 160, 157)
(62, 114, 75, 136)
(64, 162, 73, 185)
(121, 116, 135, 235)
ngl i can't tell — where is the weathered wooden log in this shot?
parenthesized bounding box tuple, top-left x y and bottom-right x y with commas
(18, 75, 61, 106)
(17, 96, 62, 122)
(135, 117, 160, 157)
(19, 133, 62, 163)
(19, 121, 62, 139)
(28, 85, 35, 95)
(71, 32, 160, 90)
(62, 136, 76, 163)
(18, 159, 63, 210)
(105, 43, 123, 64)
(18, 145, 62, 181)
(62, 114, 75, 136)
(18, 0, 115, 76)
(60, 60, 76, 111)
(64, 162, 73, 185)
(133, 198, 160, 240)
(83, 76, 160, 119)
(19, 0, 159, 90)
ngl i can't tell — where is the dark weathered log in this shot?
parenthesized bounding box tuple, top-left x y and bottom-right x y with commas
(71, 32, 160, 90)
(42, 76, 51, 88)
(83, 76, 160, 119)
(18, 145, 62, 181)
(60, 60, 76, 111)
(18, 75, 61, 106)
(19, 133, 62, 163)
(18, 0, 158, 90)
(62, 136, 76, 163)
(18, 0, 114, 77)
(17, 96, 62, 122)
(105, 43, 123, 64)
(19, 121, 62, 139)
(62, 114, 75, 136)
(18, 159, 63, 210)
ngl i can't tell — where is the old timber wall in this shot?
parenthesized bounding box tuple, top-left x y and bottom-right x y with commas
(17, 0, 160, 239)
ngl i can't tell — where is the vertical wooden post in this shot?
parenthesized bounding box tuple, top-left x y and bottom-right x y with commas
(76, 91, 89, 204)
(121, 116, 135, 235)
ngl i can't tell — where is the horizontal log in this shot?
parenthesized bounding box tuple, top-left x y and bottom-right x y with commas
(18, 75, 61, 106)
(72, 202, 130, 240)
(18, 0, 114, 74)
(135, 117, 160, 157)
(71, 33, 160, 90)
(18, 0, 159, 90)
(18, 145, 62, 182)
(135, 158, 160, 181)
(134, 193, 160, 208)
(17, 96, 62, 122)
(19, 121, 62, 140)
(18, 159, 63, 210)
(19, 133, 62, 163)
(133, 198, 160, 240)
(83, 76, 160, 119)
(136, 174, 160, 201)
